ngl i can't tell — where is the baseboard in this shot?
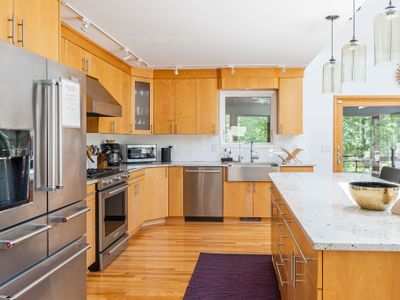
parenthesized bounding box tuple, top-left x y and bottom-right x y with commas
(141, 217, 166, 228)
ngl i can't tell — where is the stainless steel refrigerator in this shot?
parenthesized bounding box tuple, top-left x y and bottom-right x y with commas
(0, 40, 89, 299)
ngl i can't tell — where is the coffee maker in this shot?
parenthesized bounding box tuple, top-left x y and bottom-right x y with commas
(101, 143, 122, 166)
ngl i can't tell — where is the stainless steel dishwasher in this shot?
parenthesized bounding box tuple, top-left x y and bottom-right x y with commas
(183, 167, 223, 221)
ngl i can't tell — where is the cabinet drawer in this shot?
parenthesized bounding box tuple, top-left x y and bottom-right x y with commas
(48, 200, 89, 255)
(0, 216, 49, 286)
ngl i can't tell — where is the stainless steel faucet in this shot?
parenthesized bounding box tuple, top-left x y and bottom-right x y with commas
(250, 141, 260, 163)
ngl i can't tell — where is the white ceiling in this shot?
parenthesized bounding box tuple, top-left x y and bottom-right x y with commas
(62, 0, 366, 68)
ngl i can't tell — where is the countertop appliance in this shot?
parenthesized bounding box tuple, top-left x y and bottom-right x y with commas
(122, 144, 157, 163)
(161, 146, 173, 163)
(0, 40, 89, 299)
(87, 168, 130, 271)
(183, 167, 223, 221)
(101, 143, 122, 166)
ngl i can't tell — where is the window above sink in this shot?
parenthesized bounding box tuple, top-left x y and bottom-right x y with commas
(220, 90, 276, 146)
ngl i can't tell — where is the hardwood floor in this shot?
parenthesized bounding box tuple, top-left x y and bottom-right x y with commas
(87, 221, 271, 299)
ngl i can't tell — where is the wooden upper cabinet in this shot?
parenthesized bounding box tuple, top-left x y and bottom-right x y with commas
(13, 0, 59, 61)
(278, 77, 303, 135)
(0, 0, 13, 43)
(60, 38, 91, 73)
(174, 79, 196, 134)
(196, 78, 218, 135)
(154, 79, 175, 134)
(131, 77, 153, 135)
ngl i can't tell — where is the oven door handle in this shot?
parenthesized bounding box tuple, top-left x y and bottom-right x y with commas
(107, 235, 130, 256)
(0, 244, 90, 300)
(51, 207, 90, 223)
(103, 184, 128, 197)
(0, 224, 51, 250)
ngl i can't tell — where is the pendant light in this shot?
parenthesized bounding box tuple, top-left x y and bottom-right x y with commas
(342, 0, 367, 82)
(323, 15, 342, 93)
(374, 0, 400, 65)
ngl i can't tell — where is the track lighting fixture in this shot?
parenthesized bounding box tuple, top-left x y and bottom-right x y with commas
(279, 65, 286, 75)
(81, 17, 91, 33)
(230, 65, 236, 75)
(123, 48, 131, 61)
(174, 67, 179, 75)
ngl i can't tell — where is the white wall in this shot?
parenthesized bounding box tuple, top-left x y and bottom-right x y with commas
(303, 0, 400, 173)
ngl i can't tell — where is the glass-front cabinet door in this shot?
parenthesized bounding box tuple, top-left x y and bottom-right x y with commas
(132, 78, 153, 134)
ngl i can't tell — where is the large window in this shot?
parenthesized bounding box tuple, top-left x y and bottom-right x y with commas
(221, 91, 275, 145)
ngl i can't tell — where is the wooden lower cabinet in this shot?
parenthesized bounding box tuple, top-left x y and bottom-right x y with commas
(224, 181, 271, 218)
(143, 167, 169, 221)
(280, 166, 314, 173)
(86, 184, 96, 268)
(128, 170, 145, 234)
(272, 184, 400, 300)
(168, 167, 183, 217)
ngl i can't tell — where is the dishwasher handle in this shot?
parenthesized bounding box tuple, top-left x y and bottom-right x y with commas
(184, 169, 221, 174)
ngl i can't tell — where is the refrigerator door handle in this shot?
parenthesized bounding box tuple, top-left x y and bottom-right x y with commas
(56, 82, 63, 189)
(48, 80, 57, 191)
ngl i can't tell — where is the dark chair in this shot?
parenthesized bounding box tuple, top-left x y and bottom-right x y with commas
(380, 167, 400, 184)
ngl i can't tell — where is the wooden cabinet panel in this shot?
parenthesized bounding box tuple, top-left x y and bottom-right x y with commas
(174, 79, 196, 134)
(253, 182, 271, 218)
(154, 79, 175, 134)
(117, 71, 132, 134)
(143, 167, 168, 221)
(128, 175, 144, 234)
(278, 77, 303, 135)
(0, 0, 13, 43)
(168, 167, 183, 217)
(196, 78, 218, 134)
(86, 188, 96, 268)
(224, 182, 253, 217)
(14, 0, 59, 61)
(60, 38, 90, 73)
(280, 166, 314, 173)
(219, 77, 279, 90)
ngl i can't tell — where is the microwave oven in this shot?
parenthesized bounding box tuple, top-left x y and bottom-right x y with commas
(122, 144, 157, 163)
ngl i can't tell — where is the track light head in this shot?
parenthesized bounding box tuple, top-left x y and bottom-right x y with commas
(174, 67, 179, 75)
(81, 18, 91, 32)
(230, 65, 236, 75)
(123, 48, 131, 61)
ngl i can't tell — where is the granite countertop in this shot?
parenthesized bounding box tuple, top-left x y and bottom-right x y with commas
(269, 172, 400, 252)
(87, 161, 315, 185)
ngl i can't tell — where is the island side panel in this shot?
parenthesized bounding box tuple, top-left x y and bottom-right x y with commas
(323, 250, 400, 300)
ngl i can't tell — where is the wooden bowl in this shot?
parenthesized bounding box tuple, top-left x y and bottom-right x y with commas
(349, 181, 400, 211)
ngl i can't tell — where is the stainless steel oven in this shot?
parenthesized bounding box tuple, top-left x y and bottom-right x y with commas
(122, 144, 157, 163)
(92, 171, 130, 271)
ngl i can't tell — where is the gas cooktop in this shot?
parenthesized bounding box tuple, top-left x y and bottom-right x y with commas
(87, 168, 120, 179)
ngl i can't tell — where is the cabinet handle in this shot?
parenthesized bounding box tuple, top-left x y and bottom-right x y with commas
(336, 145, 341, 165)
(81, 58, 86, 72)
(253, 184, 256, 192)
(86, 58, 89, 73)
(7, 14, 15, 44)
(174, 123, 178, 134)
(274, 221, 288, 239)
(284, 220, 308, 264)
(170, 124, 173, 134)
(248, 183, 251, 193)
(17, 18, 24, 47)
(150, 124, 153, 133)
(165, 168, 168, 178)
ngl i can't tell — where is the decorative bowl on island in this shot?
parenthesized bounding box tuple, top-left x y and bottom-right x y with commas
(349, 181, 400, 211)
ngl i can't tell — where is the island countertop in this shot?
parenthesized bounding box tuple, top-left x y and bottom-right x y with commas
(269, 172, 400, 252)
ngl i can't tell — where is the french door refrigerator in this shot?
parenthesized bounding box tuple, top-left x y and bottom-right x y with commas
(0, 40, 89, 299)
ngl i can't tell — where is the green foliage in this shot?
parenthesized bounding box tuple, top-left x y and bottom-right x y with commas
(237, 116, 269, 143)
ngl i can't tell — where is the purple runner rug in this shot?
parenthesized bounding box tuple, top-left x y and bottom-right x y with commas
(184, 253, 280, 300)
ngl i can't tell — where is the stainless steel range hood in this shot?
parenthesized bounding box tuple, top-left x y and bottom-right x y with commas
(86, 75, 122, 117)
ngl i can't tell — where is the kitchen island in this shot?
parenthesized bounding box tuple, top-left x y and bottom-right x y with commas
(269, 172, 400, 300)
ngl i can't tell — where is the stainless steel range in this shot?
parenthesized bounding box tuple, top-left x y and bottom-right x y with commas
(87, 168, 130, 271)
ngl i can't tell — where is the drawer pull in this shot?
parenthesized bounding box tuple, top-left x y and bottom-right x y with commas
(0, 244, 90, 299)
(273, 201, 288, 218)
(275, 262, 290, 287)
(51, 207, 90, 223)
(284, 220, 307, 264)
(274, 222, 288, 239)
(107, 235, 130, 256)
(7, 14, 15, 43)
(0, 224, 51, 250)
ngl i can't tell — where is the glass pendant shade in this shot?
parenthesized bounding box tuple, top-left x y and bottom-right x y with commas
(341, 40, 367, 82)
(374, 6, 400, 64)
(323, 59, 342, 93)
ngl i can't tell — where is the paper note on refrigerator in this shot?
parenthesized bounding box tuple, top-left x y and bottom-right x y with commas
(61, 78, 81, 128)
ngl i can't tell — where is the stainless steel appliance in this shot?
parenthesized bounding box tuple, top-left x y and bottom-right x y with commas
(0, 40, 88, 299)
(101, 143, 122, 166)
(122, 144, 157, 163)
(183, 167, 223, 222)
(161, 146, 173, 163)
(88, 169, 130, 271)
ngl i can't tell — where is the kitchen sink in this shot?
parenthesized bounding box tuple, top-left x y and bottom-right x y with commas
(225, 163, 279, 181)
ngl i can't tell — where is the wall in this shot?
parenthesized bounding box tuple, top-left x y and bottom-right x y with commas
(303, 0, 400, 173)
